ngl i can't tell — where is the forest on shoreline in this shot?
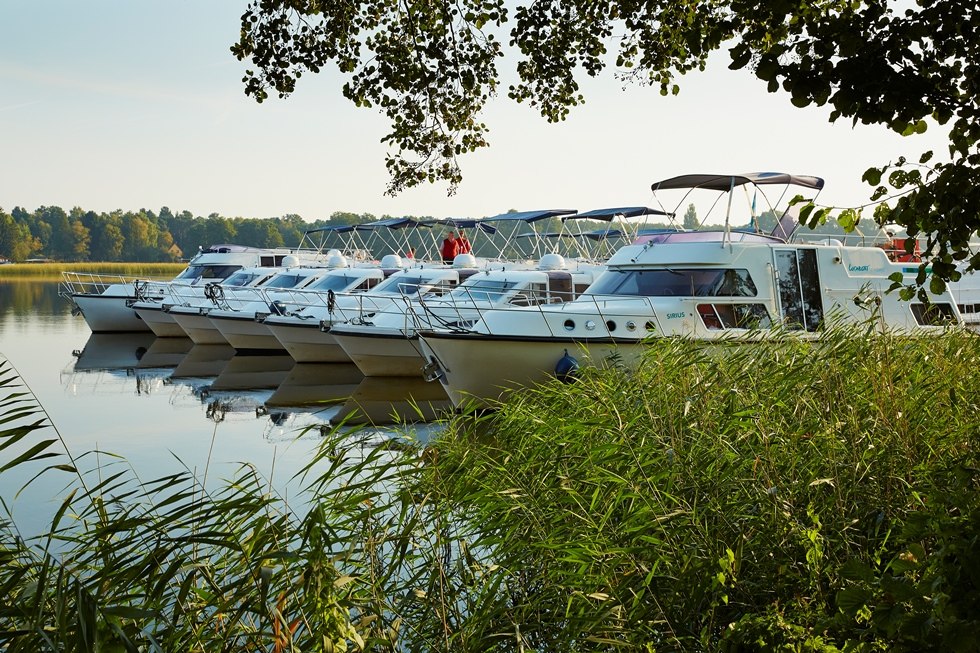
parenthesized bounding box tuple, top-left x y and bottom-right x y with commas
(0, 203, 877, 265)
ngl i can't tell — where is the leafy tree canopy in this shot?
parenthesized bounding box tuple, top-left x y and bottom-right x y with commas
(233, 0, 980, 285)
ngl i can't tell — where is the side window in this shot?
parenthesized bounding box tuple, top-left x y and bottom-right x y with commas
(697, 304, 772, 330)
(911, 303, 956, 326)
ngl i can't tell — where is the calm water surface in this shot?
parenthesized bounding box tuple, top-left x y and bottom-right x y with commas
(0, 280, 447, 536)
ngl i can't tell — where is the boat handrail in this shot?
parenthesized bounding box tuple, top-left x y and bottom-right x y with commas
(413, 293, 665, 338)
(60, 271, 149, 296)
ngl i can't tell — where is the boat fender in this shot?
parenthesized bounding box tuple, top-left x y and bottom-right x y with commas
(554, 349, 579, 383)
(327, 289, 336, 314)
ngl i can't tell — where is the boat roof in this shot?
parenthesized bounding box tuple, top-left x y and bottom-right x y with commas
(633, 230, 785, 245)
(355, 217, 428, 230)
(651, 172, 825, 192)
(201, 244, 292, 254)
(419, 217, 498, 234)
(566, 206, 673, 221)
(482, 209, 577, 223)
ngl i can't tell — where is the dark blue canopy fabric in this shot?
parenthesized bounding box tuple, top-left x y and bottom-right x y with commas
(303, 225, 359, 235)
(567, 206, 671, 220)
(581, 229, 625, 241)
(354, 217, 427, 231)
(482, 209, 577, 223)
(651, 172, 825, 192)
(421, 217, 498, 234)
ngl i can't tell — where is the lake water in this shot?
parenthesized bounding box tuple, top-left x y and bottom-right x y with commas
(0, 280, 448, 536)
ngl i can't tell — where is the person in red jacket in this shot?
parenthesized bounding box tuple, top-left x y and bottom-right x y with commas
(457, 231, 472, 254)
(441, 232, 458, 263)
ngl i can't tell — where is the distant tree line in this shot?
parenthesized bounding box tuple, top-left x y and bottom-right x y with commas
(0, 203, 881, 264)
(0, 206, 391, 263)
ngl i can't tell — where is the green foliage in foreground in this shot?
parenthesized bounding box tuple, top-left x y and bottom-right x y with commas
(2, 330, 980, 651)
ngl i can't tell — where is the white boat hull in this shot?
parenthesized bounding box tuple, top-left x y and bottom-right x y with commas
(211, 314, 284, 352)
(419, 332, 644, 408)
(133, 304, 187, 337)
(265, 320, 350, 363)
(332, 329, 426, 377)
(169, 309, 228, 345)
(71, 292, 149, 332)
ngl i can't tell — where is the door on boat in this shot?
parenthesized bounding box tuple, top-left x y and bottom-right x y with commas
(773, 248, 825, 331)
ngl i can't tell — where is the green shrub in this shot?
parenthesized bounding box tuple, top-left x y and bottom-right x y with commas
(2, 328, 979, 651)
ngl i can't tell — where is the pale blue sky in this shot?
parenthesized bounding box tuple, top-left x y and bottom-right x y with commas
(0, 1, 948, 224)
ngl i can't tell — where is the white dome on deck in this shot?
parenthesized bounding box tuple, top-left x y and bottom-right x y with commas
(381, 254, 404, 268)
(453, 253, 478, 268)
(538, 253, 566, 271)
(326, 253, 349, 268)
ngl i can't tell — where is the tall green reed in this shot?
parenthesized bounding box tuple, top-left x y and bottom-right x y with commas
(428, 329, 980, 650)
(2, 327, 979, 651)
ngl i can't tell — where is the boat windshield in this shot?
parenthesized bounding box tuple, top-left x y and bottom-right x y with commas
(176, 264, 242, 281)
(373, 275, 433, 296)
(307, 274, 364, 292)
(223, 271, 265, 287)
(587, 268, 758, 297)
(261, 273, 310, 289)
(446, 279, 520, 303)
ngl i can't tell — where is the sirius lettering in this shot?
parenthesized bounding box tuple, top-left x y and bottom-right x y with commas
(666, 312, 686, 319)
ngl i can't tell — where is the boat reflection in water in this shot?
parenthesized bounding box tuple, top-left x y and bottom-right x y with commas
(72, 333, 157, 371)
(333, 376, 451, 425)
(266, 362, 453, 426)
(66, 335, 453, 433)
(210, 354, 294, 391)
(136, 337, 195, 369)
(170, 344, 236, 379)
(267, 363, 364, 407)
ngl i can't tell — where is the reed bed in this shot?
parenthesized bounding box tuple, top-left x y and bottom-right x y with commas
(1, 328, 979, 651)
(0, 262, 185, 280)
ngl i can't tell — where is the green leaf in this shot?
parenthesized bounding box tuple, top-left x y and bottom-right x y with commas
(837, 586, 872, 616)
(862, 167, 883, 185)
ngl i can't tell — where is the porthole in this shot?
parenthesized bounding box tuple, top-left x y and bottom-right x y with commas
(645, 321, 656, 332)
(605, 320, 616, 332)
(585, 320, 596, 331)
(564, 319, 575, 331)
(626, 321, 636, 331)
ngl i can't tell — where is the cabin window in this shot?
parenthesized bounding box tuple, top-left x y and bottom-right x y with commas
(223, 271, 264, 287)
(697, 303, 772, 330)
(373, 275, 434, 296)
(447, 279, 520, 303)
(262, 274, 307, 289)
(586, 268, 758, 297)
(309, 275, 360, 292)
(911, 303, 957, 326)
(177, 264, 242, 281)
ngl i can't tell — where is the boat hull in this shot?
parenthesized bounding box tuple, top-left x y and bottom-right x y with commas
(265, 320, 350, 363)
(418, 332, 647, 408)
(211, 314, 285, 353)
(332, 329, 426, 377)
(133, 304, 187, 337)
(71, 293, 149, 333)
(169, 309, 228, 345)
